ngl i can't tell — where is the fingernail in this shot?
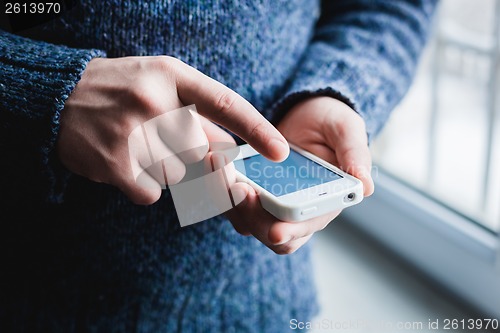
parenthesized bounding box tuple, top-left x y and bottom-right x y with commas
(269, 138, 289, 161)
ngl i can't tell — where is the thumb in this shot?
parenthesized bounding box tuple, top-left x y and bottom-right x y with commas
(336, 146, 374, 197)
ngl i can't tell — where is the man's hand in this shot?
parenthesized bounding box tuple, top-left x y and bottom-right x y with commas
(225, 96, 374, 255)
(278, 97, 374, 196)
(57, 56, 289, 204)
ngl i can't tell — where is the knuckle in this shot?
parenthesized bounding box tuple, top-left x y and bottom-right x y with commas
(214, 89, 238, 117)
(150, 56, 183, 76)
(127, 58, 180, 116)
(151, 55, 176, 69)
(248, 121, 266, 140)
(273, 243, 298, 256)
(129, 83, 162, 116)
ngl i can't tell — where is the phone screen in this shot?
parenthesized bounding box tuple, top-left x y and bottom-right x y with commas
(234, 149, 343, 197)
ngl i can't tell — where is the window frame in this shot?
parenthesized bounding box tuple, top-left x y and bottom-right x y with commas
(341, 169, 500, 318)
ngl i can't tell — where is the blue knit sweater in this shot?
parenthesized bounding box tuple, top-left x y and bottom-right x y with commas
(0, 1, 437, 332)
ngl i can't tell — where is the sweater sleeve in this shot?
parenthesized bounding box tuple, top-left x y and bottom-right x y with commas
(271, 0, 438, 141)
(0, 30, 106, 204)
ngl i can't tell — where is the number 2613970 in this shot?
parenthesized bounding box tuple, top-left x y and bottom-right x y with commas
(5, 2, 61, 14)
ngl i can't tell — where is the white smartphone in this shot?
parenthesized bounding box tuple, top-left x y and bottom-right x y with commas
(233, 143, 364, 222)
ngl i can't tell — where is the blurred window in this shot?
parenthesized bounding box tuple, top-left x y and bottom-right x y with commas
(371, 0, 500, 232)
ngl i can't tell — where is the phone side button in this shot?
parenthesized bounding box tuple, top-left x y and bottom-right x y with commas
(301, 207, 317, 216)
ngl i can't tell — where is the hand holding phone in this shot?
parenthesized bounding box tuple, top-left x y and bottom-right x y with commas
(233, 144, 363, 222)
(225, 96, 373, 255)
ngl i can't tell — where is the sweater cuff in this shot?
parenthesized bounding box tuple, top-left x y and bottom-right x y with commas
(45, 49, 106, 204)
(269, 55, 394, 144)
(271, 87, 357, 124)
(270, 85, 373, 143)
(0, 31, 106, 204)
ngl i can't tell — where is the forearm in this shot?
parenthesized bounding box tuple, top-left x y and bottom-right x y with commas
(272, 0, 438, 140)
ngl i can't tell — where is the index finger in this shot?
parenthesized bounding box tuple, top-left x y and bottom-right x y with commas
(174, 59, 289, 162)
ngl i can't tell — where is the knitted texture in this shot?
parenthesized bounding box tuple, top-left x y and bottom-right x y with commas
(0, 1, 437, 332)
